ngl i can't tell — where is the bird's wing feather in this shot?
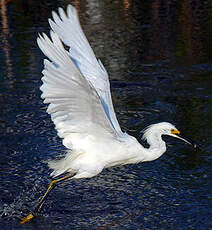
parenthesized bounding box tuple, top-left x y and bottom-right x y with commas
(48, 5, 123, 135)
(37, 31, 116, 149)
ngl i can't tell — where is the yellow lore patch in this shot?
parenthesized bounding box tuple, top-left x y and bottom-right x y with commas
(171, 129, 180, 135)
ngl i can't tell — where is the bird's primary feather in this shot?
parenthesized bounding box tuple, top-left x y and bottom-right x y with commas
(48, 5, 122, 135)
(37, 31, 116, 144)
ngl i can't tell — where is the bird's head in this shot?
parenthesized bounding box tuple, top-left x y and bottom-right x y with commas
(142, 122, 193, 146)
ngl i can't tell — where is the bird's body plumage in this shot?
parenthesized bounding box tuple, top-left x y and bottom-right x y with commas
(49, 132, 142, 178)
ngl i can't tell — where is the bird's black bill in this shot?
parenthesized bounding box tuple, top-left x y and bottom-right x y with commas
(179, 135, 202, 150)
(173, 133, 198, 149)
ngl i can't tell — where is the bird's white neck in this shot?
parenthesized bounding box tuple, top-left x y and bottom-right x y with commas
(142, 132, 166, 162)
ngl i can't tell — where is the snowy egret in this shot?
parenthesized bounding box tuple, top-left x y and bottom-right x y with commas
(20, 5, 194, 224)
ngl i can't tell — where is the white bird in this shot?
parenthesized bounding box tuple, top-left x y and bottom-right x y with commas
(20, 5, 193, 224)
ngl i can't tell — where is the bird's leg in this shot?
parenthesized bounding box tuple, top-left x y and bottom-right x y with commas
(35, 173, 75, 213)
(20, 173, 75, 224)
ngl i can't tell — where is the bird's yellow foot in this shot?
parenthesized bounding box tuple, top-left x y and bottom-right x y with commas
(20, 213, 35, 224)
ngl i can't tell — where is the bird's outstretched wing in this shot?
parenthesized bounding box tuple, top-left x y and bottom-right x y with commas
(37, 31, 116, 149)
(47, 5, 122, 135)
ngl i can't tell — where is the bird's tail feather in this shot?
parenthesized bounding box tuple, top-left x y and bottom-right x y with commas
(48, 150, 82, 177)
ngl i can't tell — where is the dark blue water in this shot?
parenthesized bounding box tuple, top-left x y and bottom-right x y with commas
(0, 0, 211, 229)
